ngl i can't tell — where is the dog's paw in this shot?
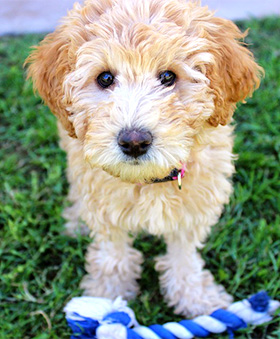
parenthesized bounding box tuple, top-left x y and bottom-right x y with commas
(156, 253, 233, 317)
(80, 272, 140, 300)
(170, 270, 233, 317)
(81, 240, 143, 300)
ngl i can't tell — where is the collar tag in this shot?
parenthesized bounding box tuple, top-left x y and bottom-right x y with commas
(178, 171, 182, 190)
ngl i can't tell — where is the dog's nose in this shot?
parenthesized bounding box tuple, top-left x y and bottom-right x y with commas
(118, 129, 153, 158)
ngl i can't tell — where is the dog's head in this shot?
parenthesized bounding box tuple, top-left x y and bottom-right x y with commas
(26, 0, 262, 184)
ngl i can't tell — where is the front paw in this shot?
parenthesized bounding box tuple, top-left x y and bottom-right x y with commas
(171, 270, 233, 317)
(81, 241, 143, 300)
(156, 255, 232, 317)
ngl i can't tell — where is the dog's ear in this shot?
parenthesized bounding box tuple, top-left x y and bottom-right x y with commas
(204, 18, 263, 127)
(25, 28, 77, 138)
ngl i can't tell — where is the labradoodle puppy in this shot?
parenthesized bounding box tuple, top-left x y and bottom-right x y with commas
(26, 0, 262, 317)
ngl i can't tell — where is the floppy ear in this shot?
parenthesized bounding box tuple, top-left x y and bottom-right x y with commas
(205, 18, 263, 126)
(25, 28, 77, 138)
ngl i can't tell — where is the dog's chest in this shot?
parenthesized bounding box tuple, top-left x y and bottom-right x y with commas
(81, 172, 186, 234)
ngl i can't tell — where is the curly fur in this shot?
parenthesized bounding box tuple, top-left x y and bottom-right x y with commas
(26, 0, 263, 317)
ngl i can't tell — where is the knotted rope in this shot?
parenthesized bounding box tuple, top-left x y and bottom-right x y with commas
(64, 291, 279, 339)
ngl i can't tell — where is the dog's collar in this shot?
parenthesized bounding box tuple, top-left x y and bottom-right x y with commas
(149, 164, 186, 190)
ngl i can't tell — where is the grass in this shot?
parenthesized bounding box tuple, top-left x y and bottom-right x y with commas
(0, 16, 280, 339)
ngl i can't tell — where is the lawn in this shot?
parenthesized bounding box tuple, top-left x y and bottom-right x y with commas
(0, 16, 280, 339)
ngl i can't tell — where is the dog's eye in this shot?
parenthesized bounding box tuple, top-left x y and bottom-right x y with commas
(159, 70, 176, 86)
(97, 71, 114, 88)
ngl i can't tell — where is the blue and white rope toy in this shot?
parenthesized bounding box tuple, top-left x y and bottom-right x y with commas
(64, 291, 279, 339)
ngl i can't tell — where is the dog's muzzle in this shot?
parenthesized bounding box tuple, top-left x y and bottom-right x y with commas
(117, 129, 186, 189)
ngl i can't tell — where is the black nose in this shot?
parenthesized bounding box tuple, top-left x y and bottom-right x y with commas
(118, 129, 153, 158)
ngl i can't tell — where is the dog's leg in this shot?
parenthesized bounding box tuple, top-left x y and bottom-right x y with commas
(81, 230, 143, 300)
(62, 200, 89, 237)
(155, 233, 232, 317)
(62, 178, 89, 237)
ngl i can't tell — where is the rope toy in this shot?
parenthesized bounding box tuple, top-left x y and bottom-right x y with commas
(64, 291, 279, 339)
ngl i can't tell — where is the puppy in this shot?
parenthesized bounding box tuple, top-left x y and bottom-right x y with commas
(26, 0, 262, 317)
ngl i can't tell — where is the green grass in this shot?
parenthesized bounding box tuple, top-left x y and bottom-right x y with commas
(0, 16, 280, 339)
